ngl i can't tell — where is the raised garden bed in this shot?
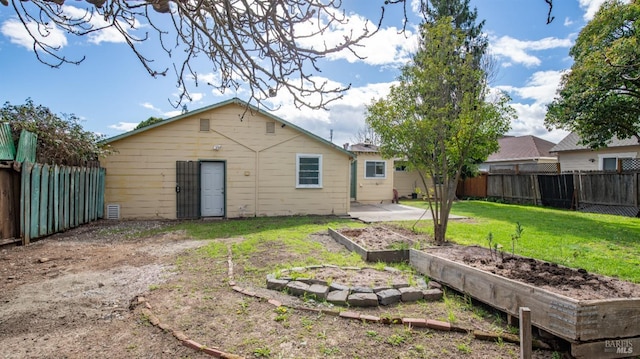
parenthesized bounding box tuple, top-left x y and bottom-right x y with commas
(410, 247, 640, 359)
(328, 226, 416, 263)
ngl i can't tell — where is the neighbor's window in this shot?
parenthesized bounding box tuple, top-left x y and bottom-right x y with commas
(200, 119, 210, 132)
(365, 160, 386, 178)
(602, 157, 617, 171)
(296, 154, 322, 188)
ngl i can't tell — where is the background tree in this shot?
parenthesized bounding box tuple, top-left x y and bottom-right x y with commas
(421, 0, 487, 65)
(0, 99, 110, 165)
(350, 124, 382, 146)
(134, 116, 164, 130)
(545, 0, 640, 148)
(366, 18, 514, 245)
(4, 0, 556, 110)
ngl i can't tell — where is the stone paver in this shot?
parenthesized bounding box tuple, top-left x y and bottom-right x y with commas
(286, 281, 310, 296)
(326, 290, 349, 306)
(422, 288, 444, 301)
(307, 284, 330, 301)
(399, 287, 424, 302)
(348, 292, 379, 307)
(377, 288, 401, 306)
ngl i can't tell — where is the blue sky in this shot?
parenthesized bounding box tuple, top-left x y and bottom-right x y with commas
(0, 0, 613, 147)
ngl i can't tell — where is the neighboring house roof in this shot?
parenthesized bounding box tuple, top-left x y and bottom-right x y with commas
(550, 132, 640, 153)
(347, 142, 380, 153)
(102, 97, 354, 158)
(486, 135, 557, 162)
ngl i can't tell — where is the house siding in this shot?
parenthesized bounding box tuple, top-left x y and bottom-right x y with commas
(394, 169, 427, 198)
(558, 147, 640, 172)
(353, 152, 394, 204)
(101, 102, 351, 219)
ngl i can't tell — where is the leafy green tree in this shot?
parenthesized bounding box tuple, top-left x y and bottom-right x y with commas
(366, 18, 514, 245)
(134, 117, 165, 130)
(545, 0, 640, 148)
(0, 99, 110, 166)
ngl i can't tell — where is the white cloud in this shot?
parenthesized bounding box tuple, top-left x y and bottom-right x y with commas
(61, 5, 131, 44)
(189, 92, 204, 102)
(490, 35, 572, 67)
(163, 110, 183, 118)
(294, 10, 418, 66)
(579, 0, 607, 21)
(508, 102, 569, 143)
(563, 17, 574, 27)
(141, 102, 161, 112)
(109, 122, 138, 132)
(496, 70, 568, 143)
(579, 0, 631, 21)
(1, 18, 68, 50)
(496, 70, 564, 104)
(270, 80, 395, 146)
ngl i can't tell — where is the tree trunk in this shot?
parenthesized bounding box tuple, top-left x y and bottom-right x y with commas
(434, 222, 446, 245)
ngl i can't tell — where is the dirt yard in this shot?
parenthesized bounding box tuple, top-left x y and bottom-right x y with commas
(0, 220, 562, 359)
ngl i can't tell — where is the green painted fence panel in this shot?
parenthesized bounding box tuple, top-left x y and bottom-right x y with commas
(39, 164, 49, 236)
(0, 123, 16, 161)
(73, 168, 80, 227)
(18, 162, 105, 243)
(62, 166, 69, 230)
(20, 163, 32, 244)
(15, 130, 37, 163)
(53, 165, 60, 232)
(78, 167, 85, 224)
(97, 168, 105, 219)
(29, 163, 41, 240)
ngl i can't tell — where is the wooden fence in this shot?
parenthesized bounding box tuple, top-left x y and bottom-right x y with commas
(19, 162, 106, 244)
(469, 171, 640, 216)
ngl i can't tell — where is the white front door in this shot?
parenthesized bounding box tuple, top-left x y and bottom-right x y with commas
(201, 162, 224, 217)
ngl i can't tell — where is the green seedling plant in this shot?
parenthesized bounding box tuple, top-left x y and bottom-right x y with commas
(486, 232, 495, 261)
(511, 222, 524, 256)
(252, 347, 271, 358)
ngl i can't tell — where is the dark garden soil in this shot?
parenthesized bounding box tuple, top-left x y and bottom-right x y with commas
(336, 226, 420, 250)
(431, 245, 640, 300)
(336, 226, 640, 301)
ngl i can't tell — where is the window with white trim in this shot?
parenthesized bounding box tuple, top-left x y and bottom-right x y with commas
(365, 160, 386, 179)
(602, 157, 617, 171)
(599, 152, 635, 171)
(296, 154, 322, 188)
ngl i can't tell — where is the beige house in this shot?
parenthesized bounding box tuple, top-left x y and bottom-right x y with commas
(551, 132, 640, 172)
(346, 143, 428, 202)
(346, 143, 394, 203)
(101, 98, 355, 219)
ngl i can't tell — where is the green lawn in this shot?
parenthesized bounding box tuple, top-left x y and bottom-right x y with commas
(402, 200, 640, 283)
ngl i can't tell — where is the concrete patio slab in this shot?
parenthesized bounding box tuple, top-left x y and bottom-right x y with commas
(348, 202, 464, 223)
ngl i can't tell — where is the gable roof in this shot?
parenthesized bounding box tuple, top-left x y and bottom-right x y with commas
(486, 135, 557, 162)
(347, 142, 380, 153)
(550, 132, 640, 153)
(102, 97, 354, 158)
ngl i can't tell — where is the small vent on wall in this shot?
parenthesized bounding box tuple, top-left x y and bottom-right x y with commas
(266, 121, 275, 134)
(200, 118, 210, 132)
(106, 204, 120, 220)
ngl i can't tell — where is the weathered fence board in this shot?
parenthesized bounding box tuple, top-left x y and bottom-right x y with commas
(479, 171, 640, 215)
(17, 162, 105, 244)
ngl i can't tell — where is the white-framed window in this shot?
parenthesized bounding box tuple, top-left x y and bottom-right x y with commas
(365, 160, 386, 179)
(296, 154, 322, 188)
(598, 152, 635, 171)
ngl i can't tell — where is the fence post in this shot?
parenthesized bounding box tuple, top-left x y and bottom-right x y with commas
(519, 307, 532, 359)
